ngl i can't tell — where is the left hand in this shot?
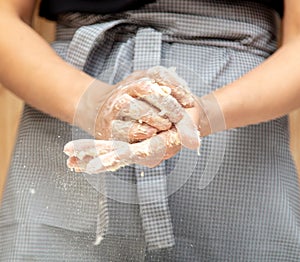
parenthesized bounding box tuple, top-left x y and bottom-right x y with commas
(64, 128, 183, 174)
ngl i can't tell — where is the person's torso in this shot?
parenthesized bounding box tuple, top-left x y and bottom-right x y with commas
(39, 0, 284, 21)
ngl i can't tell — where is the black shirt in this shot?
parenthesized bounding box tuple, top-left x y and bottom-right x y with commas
(39, 0, 155, 21)
(39, 0, 283, 21)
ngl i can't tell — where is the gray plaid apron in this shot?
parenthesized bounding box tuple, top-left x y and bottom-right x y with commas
(1, 0, 300, 261)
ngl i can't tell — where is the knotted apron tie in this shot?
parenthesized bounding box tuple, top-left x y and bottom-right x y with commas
(65, 21, 175, 251)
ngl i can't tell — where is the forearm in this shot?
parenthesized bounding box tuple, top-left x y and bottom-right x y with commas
(198, 0, 300, 134)
(211, 37, 300, 131)
(0, 3, 109, 124)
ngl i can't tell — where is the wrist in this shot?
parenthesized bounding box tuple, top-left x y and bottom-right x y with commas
(72, 78, 114, 135)
(195, 93, 226, 137)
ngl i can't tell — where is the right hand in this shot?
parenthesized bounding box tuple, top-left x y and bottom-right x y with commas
(95, 66, 199, 147)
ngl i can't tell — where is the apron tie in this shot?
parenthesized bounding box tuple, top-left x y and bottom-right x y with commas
(65, 22, 175, 253)
(133, 28, 175, 250)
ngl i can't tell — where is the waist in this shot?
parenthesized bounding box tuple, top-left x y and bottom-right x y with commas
(55, 0, 280, 56)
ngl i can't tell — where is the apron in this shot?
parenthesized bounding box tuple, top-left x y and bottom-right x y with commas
(1, 0, 300, 261)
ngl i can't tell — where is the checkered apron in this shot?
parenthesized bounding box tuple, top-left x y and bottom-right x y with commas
(1, 0, 300, 261)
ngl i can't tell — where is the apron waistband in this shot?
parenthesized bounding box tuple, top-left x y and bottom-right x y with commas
(56, 0, 279, 57)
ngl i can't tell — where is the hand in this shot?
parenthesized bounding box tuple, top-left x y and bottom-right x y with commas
(95, 66, 199, 145)
(74, 71, 190, 143)
(63, 128, 182, 174)
(67, 66, 202, 173)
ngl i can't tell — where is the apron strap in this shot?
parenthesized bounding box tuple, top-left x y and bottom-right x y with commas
(133, 28, 162, 70)
(65, 20, 124, 70)
(134, 28, 175, 250)
(65, 22, 146, 259)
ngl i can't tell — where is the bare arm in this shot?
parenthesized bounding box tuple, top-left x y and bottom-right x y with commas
(203, 0, 300, 134)
(0, 0, 110, 124)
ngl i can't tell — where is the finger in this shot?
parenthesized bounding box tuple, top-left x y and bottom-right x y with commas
(130, 129, 181, 167)
(96, 88, 171, 139)
(125, 78, 168, 96)
(113, 93, 172, 130)
(147, 66, 195, 108)
(85, 152, 127, 173)
(125, 79, 186, 123)
(175, 111, 201, 150)
(86, 144, 133, 173)
(130, 135, 167, 168)
(66, 155, 94, 172)
(64, 139, 121, 158)
(111, 120, 157, 143)
(64, 139, 131, 173)
(141, 86, 185, 123)
(155, 129, 182, 160)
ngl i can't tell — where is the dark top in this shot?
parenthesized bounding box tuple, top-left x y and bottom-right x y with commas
(39, 0, 283, 21)
(39, 0, 155, 20)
